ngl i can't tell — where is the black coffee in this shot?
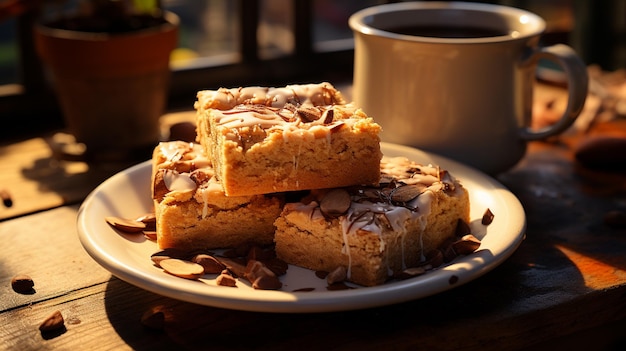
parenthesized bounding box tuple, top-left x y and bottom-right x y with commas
(385, 25, 508, 38)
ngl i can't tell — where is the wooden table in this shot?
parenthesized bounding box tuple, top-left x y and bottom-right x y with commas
(2, 106, 626, 350)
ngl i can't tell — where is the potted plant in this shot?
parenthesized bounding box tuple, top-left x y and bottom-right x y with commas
(33, 0, 179, 161)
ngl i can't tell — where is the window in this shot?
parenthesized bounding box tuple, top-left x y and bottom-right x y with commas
(1, 0, 623, 139)
(0, 17, 18, 86)
(0, 0, 381, 138)
(163, 0, 381, 109)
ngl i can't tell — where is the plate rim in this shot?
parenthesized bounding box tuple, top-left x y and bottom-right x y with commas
(77, 142, 526, 313)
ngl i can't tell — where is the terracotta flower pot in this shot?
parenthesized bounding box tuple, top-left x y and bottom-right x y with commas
(34, 11, 179, 160)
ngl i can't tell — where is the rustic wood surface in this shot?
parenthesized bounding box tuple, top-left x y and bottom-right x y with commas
(2, 85, 626, 350)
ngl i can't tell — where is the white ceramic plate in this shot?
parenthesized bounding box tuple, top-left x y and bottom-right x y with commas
(77, 142, 526, 313)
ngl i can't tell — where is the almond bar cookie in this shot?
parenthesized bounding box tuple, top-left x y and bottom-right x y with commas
(151, 141, 284, 250)
(194, 82, 381, 196)
(273, 156, 470, 287)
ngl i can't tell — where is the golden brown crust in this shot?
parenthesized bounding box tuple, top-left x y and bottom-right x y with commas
(206, 104, 382, 196)
(152, 141, 284, 250)
(153, 83, 472, 288)
(273, 157, 470, 287)
(156, 193, 283, 250)
(194, 83, 381, 197)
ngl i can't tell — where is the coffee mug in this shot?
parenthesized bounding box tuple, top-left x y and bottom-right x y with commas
(349, 1, 588, 174)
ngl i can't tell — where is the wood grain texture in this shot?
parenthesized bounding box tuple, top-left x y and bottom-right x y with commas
(2, 104, 626, 350)
(1, 160, 626, 350)
(0, 111, 196, 221)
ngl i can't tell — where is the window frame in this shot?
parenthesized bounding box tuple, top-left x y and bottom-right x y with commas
(0, 0, 357, 139)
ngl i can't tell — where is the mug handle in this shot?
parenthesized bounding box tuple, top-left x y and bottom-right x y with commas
(519, 44, 589, 141)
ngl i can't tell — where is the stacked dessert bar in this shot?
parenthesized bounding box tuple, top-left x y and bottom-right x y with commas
(151, 82, 470, 286)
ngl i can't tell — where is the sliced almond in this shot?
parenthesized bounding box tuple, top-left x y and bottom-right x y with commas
(452, 235, 481, 255)
(192, 254, 226, 274)
(136, 213, 157, 231)
(39, 310, 65, 332)
(390, 184, 427, 203)
(296, 106, 321, 122)
(105, 216, 146, 233)
(216, 270, 238, 287)
(245, 260, 282, 290)
(143, 231, 157, 241)
(320, 189, 351, 218)
(326, 266, 347, 285)
(481, 208, 495, 225)
(11, 274, 34, 294)
(159, 258, 204, 279)
(150, 248, 191, 267)
(321, 108, 334, 124)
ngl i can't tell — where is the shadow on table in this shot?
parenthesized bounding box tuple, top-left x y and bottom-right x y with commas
(498, 144, 626, 276)
(101, 243, 590, 351)
(15, 134, 143, 211)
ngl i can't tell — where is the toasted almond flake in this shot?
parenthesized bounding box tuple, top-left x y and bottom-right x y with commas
(390, 184, 427, 203)
(150, 248, 192, 267)
(326, 266, 347, 285)
(160, 259, 204, 279)
(482, 208, 495, 225)
(192, 254, 226, 274)
(321, 108, 334, 124)
(452, 235, 482, 255)
(39, 310, 65, 332)
(296, 106, 321, 122)
(320, 189, 351, 217)
(136, 213, 157, 231)
(216, 270, 238, 287)
(11, 274, 34, 294)
(105, 216, 146, 233)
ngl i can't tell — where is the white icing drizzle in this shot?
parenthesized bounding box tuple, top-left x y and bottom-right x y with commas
(157, 142, 228, 217)
(213, 104, 357, 135)
(216, 106, 291, 129)
(160, 141, 185, 162)
(196, 82, 345, 110)
(340, 223, 353, 279)
(163, 170, 197, 193)
(288, 156, 461, 280)
(212, 104, 364, 190)
(201, 188, 209, 218)
(157, 141, 211, 169)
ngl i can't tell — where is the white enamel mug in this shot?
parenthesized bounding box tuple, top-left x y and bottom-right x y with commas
(350, 1, 588, 174)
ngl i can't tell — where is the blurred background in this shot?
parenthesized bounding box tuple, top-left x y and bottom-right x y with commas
(0, 0, 624, 137)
